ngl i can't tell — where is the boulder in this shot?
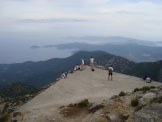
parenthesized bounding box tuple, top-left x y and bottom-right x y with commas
(150, 88, 160, 94)
(140, 92, 157, 104)
(134, 104, 162, 122)
(143, 92, 157, 99)
(106, 112, 121, 122)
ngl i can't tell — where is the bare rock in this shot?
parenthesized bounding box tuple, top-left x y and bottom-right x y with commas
(143, 92, 157, 99)
(106, 112, 121, 122)
(134, 104, 162, 122)
(150, 88, 160, 94)
(140, 92, 157, 104)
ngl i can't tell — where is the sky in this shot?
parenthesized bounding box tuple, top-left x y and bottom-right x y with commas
(0, 0, 162, 45)
(0, 0, 162, 63)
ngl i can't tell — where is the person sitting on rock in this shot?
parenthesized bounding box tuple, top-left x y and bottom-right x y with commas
(65, 72, 68, 78)
(76, 65, 80, 70)
(108, 65, 113, 81)
(73, 65, 77, 71)
(146, 77, 152, 83)
(61, 72, 66, 79)
(143, 72, 152, 83)
(143, 72, 148, 80)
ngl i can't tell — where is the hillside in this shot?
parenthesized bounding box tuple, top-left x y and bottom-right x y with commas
(0, 51, 134, 88)
(0, 51, 162, 89)
(124, 61, 162, 82)
(0, 82, 37, 98)
(15, 67, 161, 122)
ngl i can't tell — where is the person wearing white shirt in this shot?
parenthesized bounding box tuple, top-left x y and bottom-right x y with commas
(81, 59, 85, 70)
(82, 59, 85, 65)
(90, 56, 95, 71)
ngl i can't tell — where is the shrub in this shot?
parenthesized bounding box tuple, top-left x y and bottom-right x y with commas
(134, 88, 140, 92)
(150, 86, 156, 89)
(131, 98, 139, 107)
(0, 113, 11, 122)
(119, 91, 126, 96)
(67, 103, 77, 107)
(78, 99, 89, 108)
(67, 99, 90, 108)
(2, 103, 9, 113)
(134, 86, 156, 92)
(142, 86, 151, 91)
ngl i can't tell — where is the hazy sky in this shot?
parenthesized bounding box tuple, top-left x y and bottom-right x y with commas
(0, 0, 162, 44)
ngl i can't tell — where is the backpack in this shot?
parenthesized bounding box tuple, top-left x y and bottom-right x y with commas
(91, 68, 95, 71)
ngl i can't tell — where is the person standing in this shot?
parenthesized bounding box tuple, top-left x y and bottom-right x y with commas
(90, 56, 95, 71)
(108, 65, 113, 80)
(81, 58, 85, 70)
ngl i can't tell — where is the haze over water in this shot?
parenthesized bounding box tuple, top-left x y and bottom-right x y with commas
(0, 43, 74, 64)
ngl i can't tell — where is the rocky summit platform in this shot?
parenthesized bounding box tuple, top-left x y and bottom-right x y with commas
(17, 66, 161, 122)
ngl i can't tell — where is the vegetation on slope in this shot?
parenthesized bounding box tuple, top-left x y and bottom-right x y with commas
(0, 51, 162, 90)
(0, 82, 37, 98)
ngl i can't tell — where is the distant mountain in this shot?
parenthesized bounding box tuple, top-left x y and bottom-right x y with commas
(156, 41, 162, 47)
(53, 42, 162, 62)
(30, 36, 162, 62)
(65, 36, 158, 46)
(0, 51, 162, 89)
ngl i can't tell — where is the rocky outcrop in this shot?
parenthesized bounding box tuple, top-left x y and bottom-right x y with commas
(134, 104, 162, 122)
(58, 85, 162, 122)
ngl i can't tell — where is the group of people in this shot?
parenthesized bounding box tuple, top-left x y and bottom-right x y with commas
(89, 56, 114, 81)
(73, 65, 81, 72)
(81, 56, 95, 71)
(61, 56, 152, 83)
(61, 65, 81, 79)
(61, 56, 114, 81)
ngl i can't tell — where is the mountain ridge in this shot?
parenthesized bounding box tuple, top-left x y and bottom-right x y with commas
(0, 51, 162, 89)
(31, 42, 162, 62)
(53, 42, 162, 62)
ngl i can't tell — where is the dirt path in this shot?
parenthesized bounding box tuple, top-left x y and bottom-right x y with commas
(17, 67, 161, 122)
